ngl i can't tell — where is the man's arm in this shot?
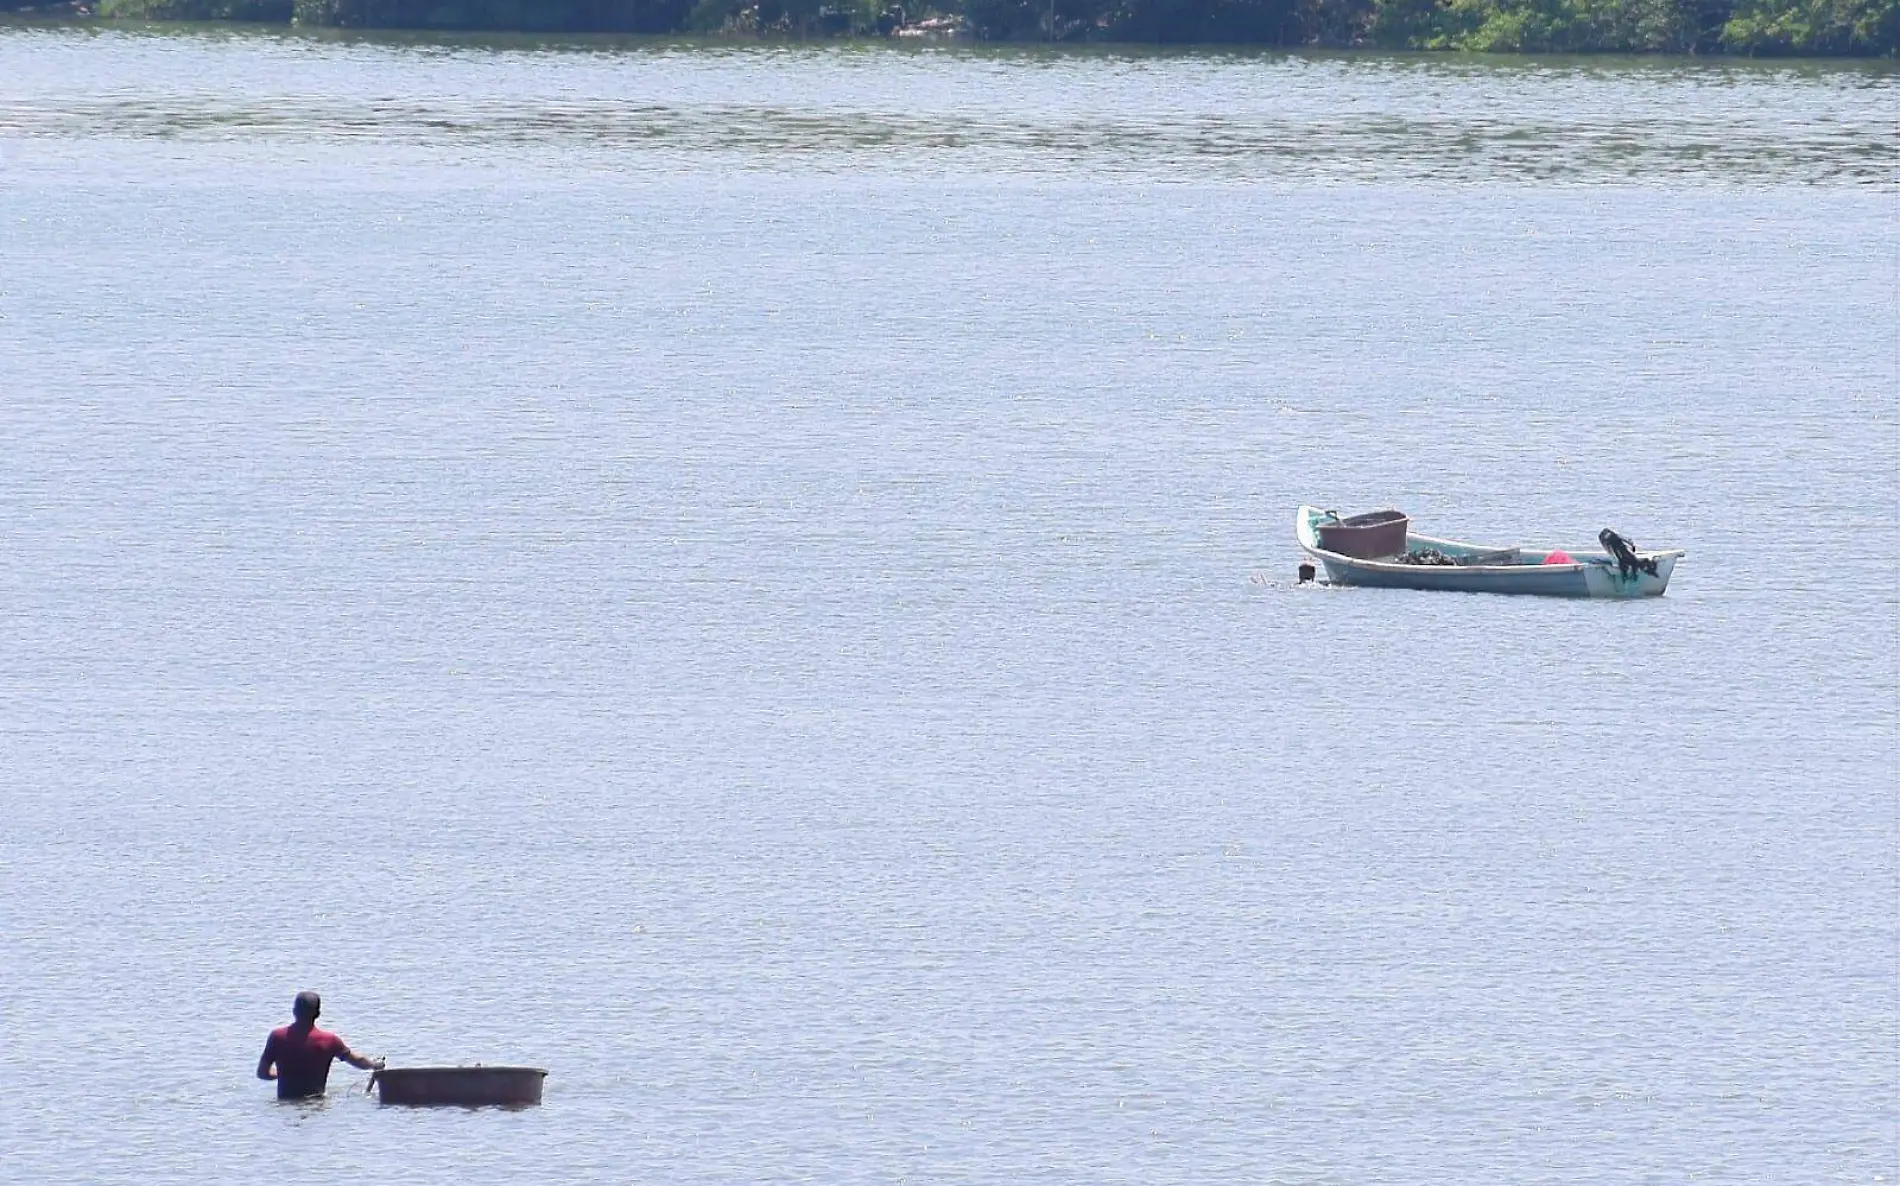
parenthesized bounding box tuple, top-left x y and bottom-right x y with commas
(336, 1042, 384, 1072)
(256, 1039, 278, 1082)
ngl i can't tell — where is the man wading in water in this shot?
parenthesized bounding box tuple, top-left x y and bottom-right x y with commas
(257, 991, 383, 1099)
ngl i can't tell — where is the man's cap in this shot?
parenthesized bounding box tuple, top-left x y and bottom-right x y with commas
(293, 991, 322, 1017)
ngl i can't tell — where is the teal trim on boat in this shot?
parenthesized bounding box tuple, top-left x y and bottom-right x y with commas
(1294, 505, 1683, 599)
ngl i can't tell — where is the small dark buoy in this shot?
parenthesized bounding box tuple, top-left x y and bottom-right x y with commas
(1297, 561, 1316, 584)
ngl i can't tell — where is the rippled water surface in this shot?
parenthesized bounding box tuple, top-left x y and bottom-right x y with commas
(1, 24, 1895, 1186)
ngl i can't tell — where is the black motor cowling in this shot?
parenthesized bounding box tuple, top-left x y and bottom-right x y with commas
(1599, 528, 1659, 578)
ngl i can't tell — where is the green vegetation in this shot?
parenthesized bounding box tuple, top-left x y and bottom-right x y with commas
(21, 0, 1898, 52)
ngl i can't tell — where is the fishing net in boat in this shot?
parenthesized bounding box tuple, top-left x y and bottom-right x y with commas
(1397, 546, 1523, 567)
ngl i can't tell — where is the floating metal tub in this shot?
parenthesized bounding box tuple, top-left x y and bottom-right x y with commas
(371, 1066, 547, 1107)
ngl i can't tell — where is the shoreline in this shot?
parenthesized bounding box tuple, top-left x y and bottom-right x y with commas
(2, 5, 1895, 57)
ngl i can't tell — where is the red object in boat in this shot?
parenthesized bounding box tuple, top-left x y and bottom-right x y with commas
(1543, 550, 1574, 565)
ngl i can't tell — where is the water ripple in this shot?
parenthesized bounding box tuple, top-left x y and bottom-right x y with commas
(0, 26, 1892, 184)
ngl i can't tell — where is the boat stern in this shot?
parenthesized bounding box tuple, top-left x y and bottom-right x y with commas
(1580, 550, 1684, 598)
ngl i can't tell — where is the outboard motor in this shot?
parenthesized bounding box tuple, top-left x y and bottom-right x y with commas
(1599, 528, 1658, 578)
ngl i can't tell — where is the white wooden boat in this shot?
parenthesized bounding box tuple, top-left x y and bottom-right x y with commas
(1296, 505, 1683, 598)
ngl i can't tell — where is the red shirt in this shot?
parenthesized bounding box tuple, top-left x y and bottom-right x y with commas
(263, 1023, 349, 1099)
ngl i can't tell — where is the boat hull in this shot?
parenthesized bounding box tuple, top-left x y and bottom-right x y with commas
(1313, 551, 1677, 598)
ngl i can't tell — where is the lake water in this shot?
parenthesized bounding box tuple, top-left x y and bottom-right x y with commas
(0, 25, 1894, 1185)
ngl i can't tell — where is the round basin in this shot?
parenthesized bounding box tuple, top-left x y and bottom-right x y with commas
(371, 1066, 546, 1107)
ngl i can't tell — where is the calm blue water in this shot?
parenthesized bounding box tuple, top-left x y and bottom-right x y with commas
(1, 25, 1895, 1185)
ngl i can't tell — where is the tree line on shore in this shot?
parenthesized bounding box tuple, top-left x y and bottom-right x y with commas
(9, 0, 1894, 54)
